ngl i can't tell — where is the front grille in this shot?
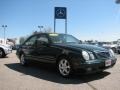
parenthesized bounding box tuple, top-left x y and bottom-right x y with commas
(96, 51, 110, 59)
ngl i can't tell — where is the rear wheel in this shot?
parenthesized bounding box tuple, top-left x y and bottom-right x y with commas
(118, 50, 120, 54)
(0, 49, 6, 58)
(20, 54, 28, 66)
(58, 58, 73, 77)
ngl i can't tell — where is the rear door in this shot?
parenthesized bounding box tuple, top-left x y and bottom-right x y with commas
(35, 34, 56, 63)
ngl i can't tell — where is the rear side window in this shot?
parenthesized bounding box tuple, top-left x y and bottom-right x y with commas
(24, 36, 37, 46)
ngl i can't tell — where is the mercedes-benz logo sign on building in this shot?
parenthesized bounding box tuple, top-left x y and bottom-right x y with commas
(55, 7, 67, 19)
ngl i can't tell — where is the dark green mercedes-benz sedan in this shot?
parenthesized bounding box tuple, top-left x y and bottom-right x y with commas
(16, 33, 117, 77)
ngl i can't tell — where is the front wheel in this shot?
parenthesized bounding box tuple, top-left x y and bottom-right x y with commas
(58, 58, 73, 77)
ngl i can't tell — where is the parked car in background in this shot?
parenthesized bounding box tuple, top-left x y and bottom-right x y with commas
(102, 42, 117, 53)
(12, 44, 20, 50)
(116, 46, 120, 54)
(116, 39, 120, 54)
(0, 44, 12, 58)
(16, 33, 117, 77)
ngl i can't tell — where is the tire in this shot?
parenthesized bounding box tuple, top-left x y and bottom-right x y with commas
(0, 49, 6, 58)
(20, 54, 28, 66)
(118, 50, 120, 54)
(112, 47, 117, 53)
(57, 57, 73, 77)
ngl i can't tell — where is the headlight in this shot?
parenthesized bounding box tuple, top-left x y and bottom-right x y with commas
(82, 51, 95, 60)
(82, 51, 90, 60)
(109, 49, 115, 57)
(89, 52, 95, 60)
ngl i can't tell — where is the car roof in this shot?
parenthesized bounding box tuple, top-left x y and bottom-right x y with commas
(32, 33, 67, 36)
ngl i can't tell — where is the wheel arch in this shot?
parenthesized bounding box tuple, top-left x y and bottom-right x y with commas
(56, 54, 72, 65)
(0, 47, 5, 57)
(56, 53, 74, 77)
(0, 47, 5, 52)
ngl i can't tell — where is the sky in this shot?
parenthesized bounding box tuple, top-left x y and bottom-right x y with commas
(0, 0, 120, 41)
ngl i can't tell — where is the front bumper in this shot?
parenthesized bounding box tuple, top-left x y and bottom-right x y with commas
(73, 58, 117, 74)
(4, 49, 12, 55)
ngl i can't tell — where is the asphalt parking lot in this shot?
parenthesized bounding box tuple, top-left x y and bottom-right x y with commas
(0, 51, 120, 90)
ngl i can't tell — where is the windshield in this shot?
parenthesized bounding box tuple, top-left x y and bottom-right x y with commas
(49, 34, 79, 44)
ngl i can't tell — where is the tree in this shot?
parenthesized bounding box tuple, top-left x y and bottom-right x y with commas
(32, 27, 52, 35)
(43, 27, 52, 33)
(32, 31, 39, 35)
(116, 0, 120, 4)
(19, 37, 26, 44)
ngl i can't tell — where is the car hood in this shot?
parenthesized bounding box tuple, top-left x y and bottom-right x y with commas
(53, 43, 108, 52)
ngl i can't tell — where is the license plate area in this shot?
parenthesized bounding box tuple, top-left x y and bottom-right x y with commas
(105, 60, 111, 67)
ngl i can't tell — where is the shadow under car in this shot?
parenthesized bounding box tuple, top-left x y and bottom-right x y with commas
(5, 62, 111, 84)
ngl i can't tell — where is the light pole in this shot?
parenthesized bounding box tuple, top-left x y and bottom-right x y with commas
(2, 25, 7, 44)
(38, 26, 43, 32)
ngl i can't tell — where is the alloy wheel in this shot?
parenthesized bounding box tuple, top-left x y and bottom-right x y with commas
(20, 54, 25, 65)
(58, 59, 71, 76)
